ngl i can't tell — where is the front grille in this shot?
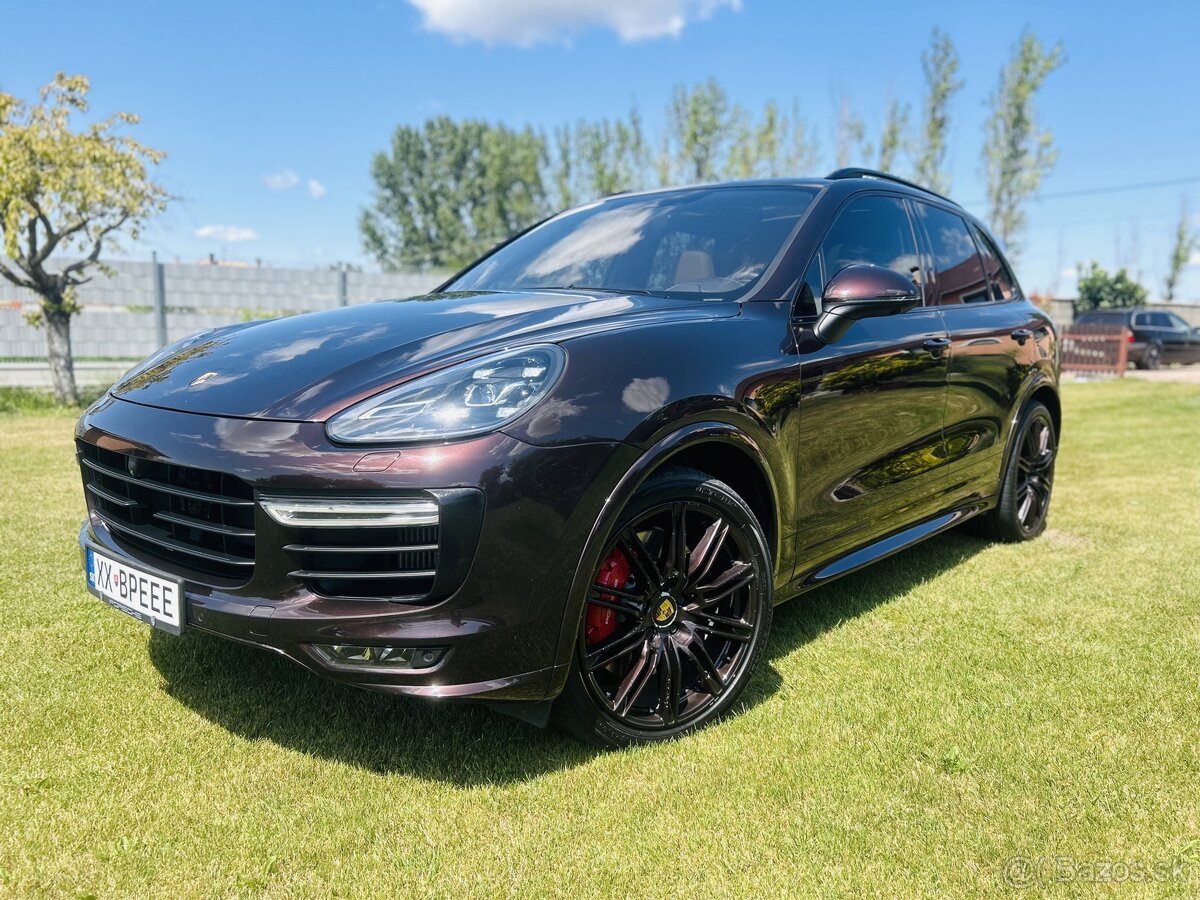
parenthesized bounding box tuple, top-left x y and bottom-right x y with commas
(283, 524, 439, 601)
(77, 441, 256, 584)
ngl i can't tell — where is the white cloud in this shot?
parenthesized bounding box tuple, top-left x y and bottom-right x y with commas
(307, 178, 327, 199)
(262, 170, 300, 191)
(195, 225, 259, 242)
(1059, 266, 1079, 281)
(406, 0, 739, 46)
(1189, 251, 1200, 267)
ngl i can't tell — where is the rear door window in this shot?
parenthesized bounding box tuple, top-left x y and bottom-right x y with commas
(915, 203, 989, 305)
(970, 224, 1020, 301)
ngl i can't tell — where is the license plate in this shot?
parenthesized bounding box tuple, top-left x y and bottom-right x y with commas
(85, 547, 184, 635)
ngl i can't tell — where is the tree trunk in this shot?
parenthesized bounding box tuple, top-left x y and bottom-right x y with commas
(44, 307, 80, 406)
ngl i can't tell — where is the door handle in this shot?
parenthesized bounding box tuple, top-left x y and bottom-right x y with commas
(1011, 328, 1034, 345)
(923, 336, 951, 358)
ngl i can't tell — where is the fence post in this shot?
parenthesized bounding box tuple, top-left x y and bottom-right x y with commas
(338, 263, 348, 307)
(152, 252, 168, 348)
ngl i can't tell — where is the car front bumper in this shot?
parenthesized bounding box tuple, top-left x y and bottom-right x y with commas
(76, 395, 635, 702)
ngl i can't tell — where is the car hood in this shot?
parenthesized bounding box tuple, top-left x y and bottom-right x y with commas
(111, 289, 737, 421)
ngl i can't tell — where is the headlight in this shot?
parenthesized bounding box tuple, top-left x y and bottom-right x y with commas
(326, 344, 565, 443)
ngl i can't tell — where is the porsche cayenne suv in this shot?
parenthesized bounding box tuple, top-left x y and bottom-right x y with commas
(76, 168, 1060, 747)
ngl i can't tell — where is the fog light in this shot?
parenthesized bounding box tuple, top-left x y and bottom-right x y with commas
(313, 644, 445, 668)
(260, 497, 438, 527)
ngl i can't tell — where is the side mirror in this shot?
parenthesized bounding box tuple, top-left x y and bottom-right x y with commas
(814, 264, 921, 344)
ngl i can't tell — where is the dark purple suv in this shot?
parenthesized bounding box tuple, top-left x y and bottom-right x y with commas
(77, 169, 1060, 746)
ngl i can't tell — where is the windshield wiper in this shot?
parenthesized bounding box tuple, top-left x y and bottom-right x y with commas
(538, 284, 659, 297)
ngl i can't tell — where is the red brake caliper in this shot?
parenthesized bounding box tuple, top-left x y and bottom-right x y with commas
(586, 547, 631, 645)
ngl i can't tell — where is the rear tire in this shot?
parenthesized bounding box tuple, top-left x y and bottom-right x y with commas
(1137, 342, 1162, 370)
(975, 401, 1056, 543)
(553, 466, 773, 748)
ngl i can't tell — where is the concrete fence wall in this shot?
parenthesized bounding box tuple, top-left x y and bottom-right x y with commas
(1, 259, 445, 362)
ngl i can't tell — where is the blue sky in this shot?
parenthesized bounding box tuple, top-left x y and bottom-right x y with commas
(4, 0, 1199, 298)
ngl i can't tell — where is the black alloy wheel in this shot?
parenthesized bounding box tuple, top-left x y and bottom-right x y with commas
(1014, 413, 1056, 533)
(976, 400, 1057, 542)
(554, 467, 772, 747)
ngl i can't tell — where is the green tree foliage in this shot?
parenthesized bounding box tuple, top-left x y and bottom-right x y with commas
(834, 93, 870, 168)
(1074, 261, 1148, 312)
(551, 124, 575, 210)
(0, 74, 167, 404)
(1163, 199, 1197, 301)
(662, 79, 739, 184)
(726, 100, 818, 179)
(362, 32, 1067, 283)
(877, 99, 910, 174)
(552, 108, 648, 208)
(727, 103, 768, 181)
(361, 117, 548, 271)
(915, 29, 963, 193)
(984, 29, 1065, 263)
(783, 101, 819, 176)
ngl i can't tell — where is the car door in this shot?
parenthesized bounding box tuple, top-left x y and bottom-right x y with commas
(1164, 313, 1200, 364)
(913, 203, 1044, 496)
(790, 193, 951, 567)
(1156, 312, 1198, 363)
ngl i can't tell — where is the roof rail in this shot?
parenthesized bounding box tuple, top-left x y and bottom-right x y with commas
(825, 167, 959, 206)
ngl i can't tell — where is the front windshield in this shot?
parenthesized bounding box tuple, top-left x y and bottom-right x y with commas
(445, 186, 819, 300)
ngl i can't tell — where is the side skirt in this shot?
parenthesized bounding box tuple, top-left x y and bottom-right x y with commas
(784, 502, 986, 599)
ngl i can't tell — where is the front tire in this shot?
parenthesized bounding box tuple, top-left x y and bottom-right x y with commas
(553, 466, 773, 748)
(977, 400, 1057, 542)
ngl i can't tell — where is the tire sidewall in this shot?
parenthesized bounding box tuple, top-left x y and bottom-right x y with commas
(1146, 343, 1161, 370)
(557, 467, 773, 748)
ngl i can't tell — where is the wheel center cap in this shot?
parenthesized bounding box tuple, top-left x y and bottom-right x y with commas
(652, 594, 678, 627)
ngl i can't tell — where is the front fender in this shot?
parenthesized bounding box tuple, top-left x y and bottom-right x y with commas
(545, 421, 779, 697)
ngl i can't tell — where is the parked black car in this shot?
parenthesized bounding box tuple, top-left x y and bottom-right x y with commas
(1073, 307, 1200, 369)
(76, 169, 1059, 747)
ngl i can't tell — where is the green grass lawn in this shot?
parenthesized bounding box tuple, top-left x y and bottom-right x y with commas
(1, 380, 1198, 897)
